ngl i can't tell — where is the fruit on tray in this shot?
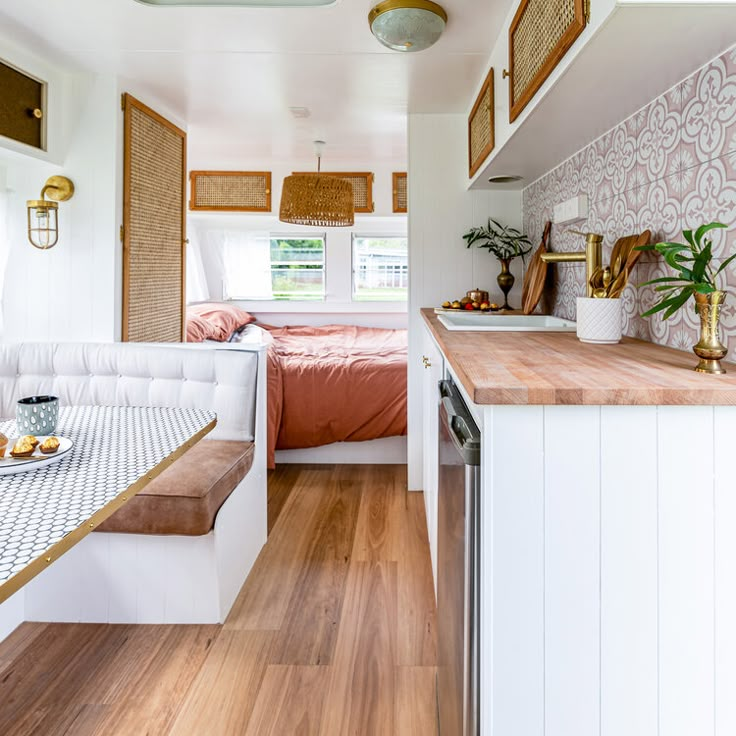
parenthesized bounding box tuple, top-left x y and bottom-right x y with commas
(442, 298, 502, 311)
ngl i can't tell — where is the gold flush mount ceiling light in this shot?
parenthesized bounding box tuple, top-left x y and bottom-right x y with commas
(279, 141, 354, 228)
(26, 175, 75, 250)
(368, 0, 447, 52)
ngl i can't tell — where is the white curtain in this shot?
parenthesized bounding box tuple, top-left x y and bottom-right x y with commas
(222, 230, 271, 299)
(185, 227, 210, 303)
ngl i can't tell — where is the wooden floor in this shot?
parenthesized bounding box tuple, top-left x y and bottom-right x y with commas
(0, 464, 438, 735)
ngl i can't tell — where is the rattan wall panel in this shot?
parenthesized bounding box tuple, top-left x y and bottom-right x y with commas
(293, 171, 374, 213)
(123, 95, 186, 343)
(468, 69, 495, 178)
(508, 0, 586, 122)
(189, 171, 271, 212)
(392, 172, 407, 213)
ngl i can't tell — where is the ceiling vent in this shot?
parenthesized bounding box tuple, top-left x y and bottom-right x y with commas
(289, 107, 311, 119)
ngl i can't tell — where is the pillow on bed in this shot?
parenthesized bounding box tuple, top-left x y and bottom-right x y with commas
(186, 313, 215, 342)
(187, 302, 256, 341)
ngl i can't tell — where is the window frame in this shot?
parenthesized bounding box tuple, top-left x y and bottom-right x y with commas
(350, 233, 409, 303)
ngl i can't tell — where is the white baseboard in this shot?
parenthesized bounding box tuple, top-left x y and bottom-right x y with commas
(275, 436, 407, 465)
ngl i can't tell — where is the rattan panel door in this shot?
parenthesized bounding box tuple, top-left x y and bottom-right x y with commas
(122, 94, 186, 342)
(189, 170, 271, 211)
(292, 171, 374, 213)
(508, 0, 587, 122)
(468, 69, 495, 178)
(392, 172, 407, 213)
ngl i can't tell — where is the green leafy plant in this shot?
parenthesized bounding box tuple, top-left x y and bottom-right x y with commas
(463, 218, 532, 261)
(637, 222, 735, 319)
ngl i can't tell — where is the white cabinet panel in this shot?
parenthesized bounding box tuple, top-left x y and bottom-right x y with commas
(544, 406, 600, 736)
(421, 328, 443, 591)
(715, 407, 736, 736)
(484, 405, 544, 736)
(600, 406, 658, 736)
(658, 406, 714, 736)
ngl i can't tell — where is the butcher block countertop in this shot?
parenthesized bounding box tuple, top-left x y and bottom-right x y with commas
(421, 308, 736, 406)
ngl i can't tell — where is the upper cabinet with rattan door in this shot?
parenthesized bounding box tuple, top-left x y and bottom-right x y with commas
(467, 2, 735, 189)
(0, 58, 45, 151)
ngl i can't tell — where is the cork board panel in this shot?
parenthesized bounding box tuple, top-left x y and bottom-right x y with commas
(508, 0, 587, 122)
(189, 171, 272, 212)
(0, 59, 44, 150)
(123, 94, 186, 342)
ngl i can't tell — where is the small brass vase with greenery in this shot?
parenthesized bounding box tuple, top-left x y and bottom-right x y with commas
(638, 222, 734, 374)
(463, 218, 532, 310)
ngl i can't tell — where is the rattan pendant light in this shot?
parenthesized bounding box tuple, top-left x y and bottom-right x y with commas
(279, 141, 354, 227)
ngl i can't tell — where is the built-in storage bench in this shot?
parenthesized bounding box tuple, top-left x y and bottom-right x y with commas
(0, 342, 268, 640)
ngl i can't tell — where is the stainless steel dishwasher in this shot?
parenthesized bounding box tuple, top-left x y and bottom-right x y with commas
(437, 377, 481, 736)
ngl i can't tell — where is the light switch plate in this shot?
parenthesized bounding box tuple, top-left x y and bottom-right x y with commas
(553, 194, 588, 224)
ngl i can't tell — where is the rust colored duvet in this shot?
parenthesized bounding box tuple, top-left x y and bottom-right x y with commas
(262, 324, 407, 467)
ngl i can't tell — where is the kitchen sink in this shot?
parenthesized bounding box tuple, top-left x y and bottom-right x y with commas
(437, 312, 576, 332)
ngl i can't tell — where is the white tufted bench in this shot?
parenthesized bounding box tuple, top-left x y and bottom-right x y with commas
(0, 342, 268, 637)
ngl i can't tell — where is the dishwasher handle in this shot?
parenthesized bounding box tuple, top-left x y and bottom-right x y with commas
(439, 379, 481, 466)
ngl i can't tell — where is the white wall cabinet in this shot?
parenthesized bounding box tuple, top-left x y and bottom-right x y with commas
(420, 326, 443, 590)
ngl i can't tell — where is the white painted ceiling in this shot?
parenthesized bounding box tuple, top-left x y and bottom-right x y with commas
(0, 0, 514, 164)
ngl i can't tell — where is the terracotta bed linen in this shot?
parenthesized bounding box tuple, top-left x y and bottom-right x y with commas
(262, 324, 408, 468)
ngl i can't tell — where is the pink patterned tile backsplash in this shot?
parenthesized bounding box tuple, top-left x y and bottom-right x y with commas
(523, 43, 736, 360)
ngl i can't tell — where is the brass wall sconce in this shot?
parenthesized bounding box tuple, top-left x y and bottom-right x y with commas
(26, 175, 75, 250)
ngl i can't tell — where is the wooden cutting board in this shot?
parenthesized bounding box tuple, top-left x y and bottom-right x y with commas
(522, 221, 552, 315)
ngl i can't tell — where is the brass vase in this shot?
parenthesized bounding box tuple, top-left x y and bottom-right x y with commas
(693, 290, 728, 374)
(497, 258, 515, 310)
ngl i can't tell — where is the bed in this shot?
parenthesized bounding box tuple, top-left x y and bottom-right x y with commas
(186, 303, 408, 468)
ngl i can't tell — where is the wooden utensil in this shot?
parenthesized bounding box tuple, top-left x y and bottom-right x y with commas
(607, 230, 652, 298)
(522, 221, 552, 315)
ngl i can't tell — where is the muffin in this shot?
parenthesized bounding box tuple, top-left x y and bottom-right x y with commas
(0, 433, 8, 457)
(39, 437, 60, 455)
(22, 435, 39, 449)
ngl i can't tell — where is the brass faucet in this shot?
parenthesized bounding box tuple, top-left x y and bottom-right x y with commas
(540, 231, 603, 297)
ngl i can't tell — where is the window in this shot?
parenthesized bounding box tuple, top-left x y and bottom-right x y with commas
(352, 236, 408, 301)
(270, 236, 325, 300)
(222, 232, 325, 301)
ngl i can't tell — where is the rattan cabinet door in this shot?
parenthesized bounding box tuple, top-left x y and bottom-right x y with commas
(122, 94, 187, 342)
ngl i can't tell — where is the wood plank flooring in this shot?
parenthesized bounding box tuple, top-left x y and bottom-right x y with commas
(0, 464, 438, 735)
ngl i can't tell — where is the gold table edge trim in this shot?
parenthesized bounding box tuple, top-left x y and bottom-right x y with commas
(0, 416, 217, 606)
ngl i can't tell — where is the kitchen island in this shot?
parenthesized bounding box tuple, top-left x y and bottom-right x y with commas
(421, 308, 736, 736)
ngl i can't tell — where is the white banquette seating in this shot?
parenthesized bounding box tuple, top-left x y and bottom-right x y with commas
(0, 342, 268, 639)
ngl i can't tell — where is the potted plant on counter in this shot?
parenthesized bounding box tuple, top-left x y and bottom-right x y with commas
(638, 221, 735, 374)
(463, 218, 532, 310)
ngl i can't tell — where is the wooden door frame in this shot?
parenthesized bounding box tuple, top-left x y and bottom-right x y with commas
(122, 93, 187, 342)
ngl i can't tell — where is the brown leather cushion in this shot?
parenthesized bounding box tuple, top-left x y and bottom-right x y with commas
(97, 440, 255, 536)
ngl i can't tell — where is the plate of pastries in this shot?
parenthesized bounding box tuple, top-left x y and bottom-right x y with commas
(0, 433, 74, 475)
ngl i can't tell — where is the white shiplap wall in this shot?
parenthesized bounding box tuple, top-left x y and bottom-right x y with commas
(407, 113, 522, 489)
(483, 403, 736, 736)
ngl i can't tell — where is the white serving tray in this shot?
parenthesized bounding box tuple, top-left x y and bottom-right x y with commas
(0, 436, 74, 475)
